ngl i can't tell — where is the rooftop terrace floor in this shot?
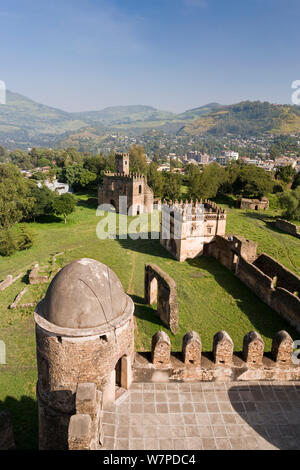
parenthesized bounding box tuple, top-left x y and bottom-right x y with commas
(102, 381, 300, 450)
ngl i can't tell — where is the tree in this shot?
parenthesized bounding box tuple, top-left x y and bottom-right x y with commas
(28, 185, 55, 221)
(129, 145, 148, 174)
(279, 187, 300, 221)
(162, 172, 181, 201)
(147, 162, 163, 198)
(0, 164, 34, 229)
(187, 163, 226, 200)
(292, 172, 300, 190)
(233, 165, 273, 198)
(275, 165, 296, 184)
(62, 165, 96, 190)
(52, 193, 76, 224)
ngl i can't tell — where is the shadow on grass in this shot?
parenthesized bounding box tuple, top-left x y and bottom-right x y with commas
(33, 214, 63, 224)
(77, 197, 98, 209)
(187, 256, 296, 340)
(0, 395, 38, 450)
(132, 294, 165, 327)
(117, 233, 172, 260)
(213, 195, 236, 208)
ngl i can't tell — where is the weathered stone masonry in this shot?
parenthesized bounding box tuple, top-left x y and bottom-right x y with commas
(204, 234, 300, 333)
(134, 329, 299, 383)
(144, 264, 178, 333)
(35, 258, 135, 450)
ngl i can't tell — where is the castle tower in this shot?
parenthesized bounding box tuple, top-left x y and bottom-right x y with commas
(115, 152, 130, 175)
(34, 258, 134, 450)
(160, 199, 227, 261)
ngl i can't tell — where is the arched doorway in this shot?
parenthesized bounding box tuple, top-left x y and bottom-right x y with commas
(115, 357, 122, 388)
(114, 355, 131, 400)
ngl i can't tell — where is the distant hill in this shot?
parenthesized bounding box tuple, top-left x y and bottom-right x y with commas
(1, 92, 300, 149)
(72, 105, 175, 125)
(0, 91, 88, 147)
(180, 101, 300, 137)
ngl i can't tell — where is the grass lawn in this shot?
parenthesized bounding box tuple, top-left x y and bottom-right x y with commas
(0, 193, 299, 448)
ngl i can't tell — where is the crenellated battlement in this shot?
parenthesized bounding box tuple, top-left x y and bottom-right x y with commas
(103, 171, 147, 182)
(161, 198, 226, 217)
(133, 329, 299, 383)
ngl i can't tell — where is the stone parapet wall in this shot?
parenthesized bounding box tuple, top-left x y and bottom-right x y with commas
(253, 253, 300, 294)
(275, 219, 300, 238)
(68, 383, 103, 450)
(204, 235, 300, 333)
(133, 330, 299, 383)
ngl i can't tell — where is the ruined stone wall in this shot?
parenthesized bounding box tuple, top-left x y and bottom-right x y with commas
(204, 235, 300, 333)
(275, 219, 300, 238)
(144, 264, 178, 333)
(133, 329, 299, 383)
(237, 198, 269, 210)
(253, 253, 300, 294)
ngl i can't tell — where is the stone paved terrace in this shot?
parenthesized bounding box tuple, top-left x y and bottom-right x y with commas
(102, 382, 300, 450)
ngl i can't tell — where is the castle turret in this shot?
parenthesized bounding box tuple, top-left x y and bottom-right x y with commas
(34, 258, 134, 450)
(115, 152, 129, 175)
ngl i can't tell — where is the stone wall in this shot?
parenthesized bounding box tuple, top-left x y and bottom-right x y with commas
(204, 235, 300, 333)
(133, 330, 300, 383)
(275, 219, 300, 238)
(144, 264, 179, 333)
(68, 383, 103, 450)
(253, 254, 300, 294)
(237, 197, 269, 210)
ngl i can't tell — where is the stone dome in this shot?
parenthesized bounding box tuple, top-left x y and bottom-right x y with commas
(40, 258, 129, 329)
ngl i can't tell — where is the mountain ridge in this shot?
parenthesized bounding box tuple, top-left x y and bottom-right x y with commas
(1, 90, 300, 149)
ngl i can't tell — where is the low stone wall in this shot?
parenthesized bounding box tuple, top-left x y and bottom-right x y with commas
(204, 235, 300, 333)
(0, 273, 23, 292)
(253, 253, 300, 294)
(133, 330, 300, 383)
(68, 383, 103, 450)
(29, 264, 49, 285)
(275, 219, 300, 238)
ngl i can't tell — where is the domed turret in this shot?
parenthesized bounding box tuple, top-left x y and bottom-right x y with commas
(39, 258, 128, 329)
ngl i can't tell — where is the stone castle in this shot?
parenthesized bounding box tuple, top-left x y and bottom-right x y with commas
(2, 152, 300, 450)
(33, 257, 300, 450)
(98, 152, 154, 215)
(160, 199, 227, 261)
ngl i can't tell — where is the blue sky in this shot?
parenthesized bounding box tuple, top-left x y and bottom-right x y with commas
(1, 0, 300, 112)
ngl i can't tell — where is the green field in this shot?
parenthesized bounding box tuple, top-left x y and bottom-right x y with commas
(0, 194, 299, 448)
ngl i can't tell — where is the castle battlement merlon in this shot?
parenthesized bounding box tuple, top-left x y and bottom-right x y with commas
(103, 171, 146, 181)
